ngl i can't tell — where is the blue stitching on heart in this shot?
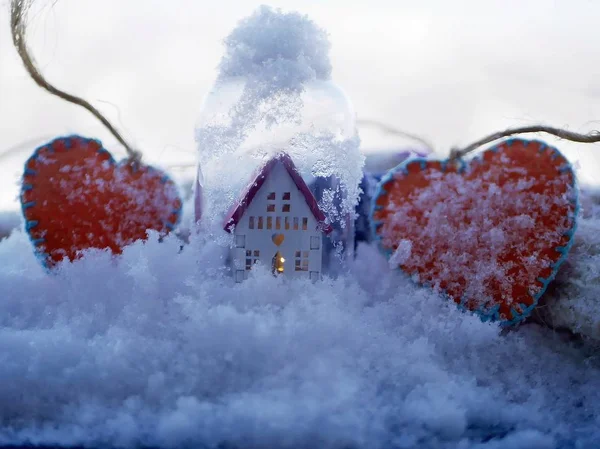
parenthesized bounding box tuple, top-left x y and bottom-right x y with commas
(369, 138, 580, 327)
(20, 134, 184, 270)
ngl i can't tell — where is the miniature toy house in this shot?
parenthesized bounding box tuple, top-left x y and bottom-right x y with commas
(224, 153, 332, 282)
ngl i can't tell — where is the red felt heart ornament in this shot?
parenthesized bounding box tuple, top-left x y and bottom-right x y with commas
(21, 135, 182, 268)
(371, 138, 578, 325)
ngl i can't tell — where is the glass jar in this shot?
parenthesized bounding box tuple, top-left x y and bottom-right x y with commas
(194, 75, 362, 272)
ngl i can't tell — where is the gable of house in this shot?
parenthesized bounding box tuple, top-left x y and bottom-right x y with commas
(223, 153, 332, 235)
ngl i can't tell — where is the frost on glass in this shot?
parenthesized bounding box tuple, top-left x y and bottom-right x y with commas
(194, 6, 364, 234)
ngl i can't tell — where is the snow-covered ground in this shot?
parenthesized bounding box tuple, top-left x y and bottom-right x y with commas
(0, 212, 599, 449)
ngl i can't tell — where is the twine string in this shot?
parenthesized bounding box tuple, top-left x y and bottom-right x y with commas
(10, 0, 141, 162)
(357, 119, 435, 153)
(450, 125, 600, 160)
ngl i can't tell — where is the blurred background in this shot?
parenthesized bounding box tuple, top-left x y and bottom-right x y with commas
(1, 0, 599, 216)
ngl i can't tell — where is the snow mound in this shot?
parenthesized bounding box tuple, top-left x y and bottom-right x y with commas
(219, 5, 332, 83)
(0, 210, 20, 240)
(0, 231, 600, 448)
(539, 217, 600, 340)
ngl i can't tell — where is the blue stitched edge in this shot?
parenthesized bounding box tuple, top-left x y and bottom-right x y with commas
(20, 134, 184, 270)
(369, 138, 580, 327)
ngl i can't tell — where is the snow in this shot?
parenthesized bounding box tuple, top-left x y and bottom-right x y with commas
(537, 188, 600, 342)
(195, 6, 363, 230)
(389, 239, 412, 268)
(218, 5, 332, 82)
(0, 210, 20, 241)
(0, 227, 600, 448)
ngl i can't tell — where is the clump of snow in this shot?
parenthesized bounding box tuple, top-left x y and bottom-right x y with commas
(0, 210, 20, 240)
(219, 5, 332, 82)
(1, 229, 600, 448)
(195, 6, 363, 231)
(389, 239, 412, 268)
(538, 216, 600, 341)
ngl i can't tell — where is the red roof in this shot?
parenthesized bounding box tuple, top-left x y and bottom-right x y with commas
(223, 153, 333, 234)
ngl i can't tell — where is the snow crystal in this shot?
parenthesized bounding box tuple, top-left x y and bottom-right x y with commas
(195, 6, 363, 232)
(389, 239, 412, 268)
(1, 228, 600, 448)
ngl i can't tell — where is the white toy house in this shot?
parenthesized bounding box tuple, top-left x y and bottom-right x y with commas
(223, 152, 332, 282)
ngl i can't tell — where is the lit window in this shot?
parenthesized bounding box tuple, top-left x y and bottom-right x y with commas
(254, 250, 260, 257)
(272, 250, 285, 275)
(283, 192, 291, 200)
(258, 217, 264, 229)
(293, 217, 299, 230)
(285, 217, 291, 230)
(302, 218, 308, 230)
(267, 216, 273, 229)
(282, 204, 291, 213)
(275, 217, 281, 230)
(267, 204, 275, 212)
(267, 192, 276, 200)
(310, 236, 320, 250)
(249, 217, 254, 229)
(236, 235, 246, 248)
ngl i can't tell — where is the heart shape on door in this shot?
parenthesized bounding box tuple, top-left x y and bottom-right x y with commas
(371, 138, 578, 325)
(272, 233, 285, 246)
(21, 135, 183, 268)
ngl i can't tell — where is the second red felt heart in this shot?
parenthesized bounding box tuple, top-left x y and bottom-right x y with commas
(371, 138, 578, 325)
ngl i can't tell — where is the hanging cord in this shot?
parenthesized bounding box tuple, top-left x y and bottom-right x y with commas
(10, 0, 142, 162)
(449, 125, 600, 160)
(357, 119, 435, 153)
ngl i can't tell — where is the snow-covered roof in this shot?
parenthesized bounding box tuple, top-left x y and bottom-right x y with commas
(223, 153, 332, 234)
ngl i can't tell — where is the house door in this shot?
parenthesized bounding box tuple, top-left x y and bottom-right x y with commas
(272, 251, 285, 275)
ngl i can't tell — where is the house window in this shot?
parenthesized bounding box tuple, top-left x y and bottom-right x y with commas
(294, 250, 309, 271)
(282, 192, 291, 212)
(293, 217, 299, 231)
(236, 235, 246, 248)
(267, 204, 275, 213)
(245, 250, 260, 270)
(258, 217, 264, 229)
(275, 217, 281, 230)
(282, 204, 291, 213)
(267, 192, 276, 200)
(283, 192, 291, 200)
(302, 217, 308, 230)
(249, 216, 255, 229)
(310, 236, 320, 250)
(267, 216, 273, 230)
(236, 270, 245, 283)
